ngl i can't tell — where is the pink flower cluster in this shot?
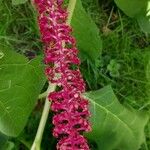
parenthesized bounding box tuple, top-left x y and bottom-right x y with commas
(34, 0, 91, 149)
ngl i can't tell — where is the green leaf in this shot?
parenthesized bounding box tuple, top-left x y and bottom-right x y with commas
(71, 0, 102, 61)
(114, 0, 150, 33)
(0, 132, 8, 150)
(12, 0, 28, 5)
(85, 86, 148, 150)
(0, 47, 46, 137)
(114, 0, 147, 17)
(137, 9, 150, 33)
(1, 141, 14, 150)
(0, 132, 14, 150)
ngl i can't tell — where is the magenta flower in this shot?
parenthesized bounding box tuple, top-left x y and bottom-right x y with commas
(34, 0, 91, 149)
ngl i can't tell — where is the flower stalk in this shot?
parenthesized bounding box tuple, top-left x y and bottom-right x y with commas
(31, 84, 56, 150)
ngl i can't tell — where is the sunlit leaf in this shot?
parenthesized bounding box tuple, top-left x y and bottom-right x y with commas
(114, 0, 150, 33)
(71, 0, 102, 61)
(0, 47, 46, 137)
(85, 86, 148, 150)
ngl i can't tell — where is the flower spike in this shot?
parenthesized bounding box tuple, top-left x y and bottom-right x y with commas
(34, 0, 91, 149)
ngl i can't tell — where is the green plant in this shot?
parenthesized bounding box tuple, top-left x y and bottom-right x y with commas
(0, 0, 149, 150)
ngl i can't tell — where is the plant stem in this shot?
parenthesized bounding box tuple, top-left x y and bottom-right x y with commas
(66, 0, 77, 25)
(31, 0, 77, 149)
(38, 91, 47, 99)
(31, 84, 56, 150)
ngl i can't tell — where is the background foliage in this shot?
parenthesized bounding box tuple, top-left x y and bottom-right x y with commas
(0, 0, 150, 149)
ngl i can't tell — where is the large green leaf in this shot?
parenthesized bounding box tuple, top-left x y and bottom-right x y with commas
(0, 47, 45, 137)
(114, 0, 147, 17)
(12, 0, 28, 5)
(85, 86, 148, 150)
(71, 0, 102, 61)
(114, 0, 150, 33)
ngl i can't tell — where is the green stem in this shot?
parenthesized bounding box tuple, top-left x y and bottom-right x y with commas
(66, 0, 77, 25)
(31, 84, 56, 150)
(31, 0, 77, 149)
(38, 91, 47, 99)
